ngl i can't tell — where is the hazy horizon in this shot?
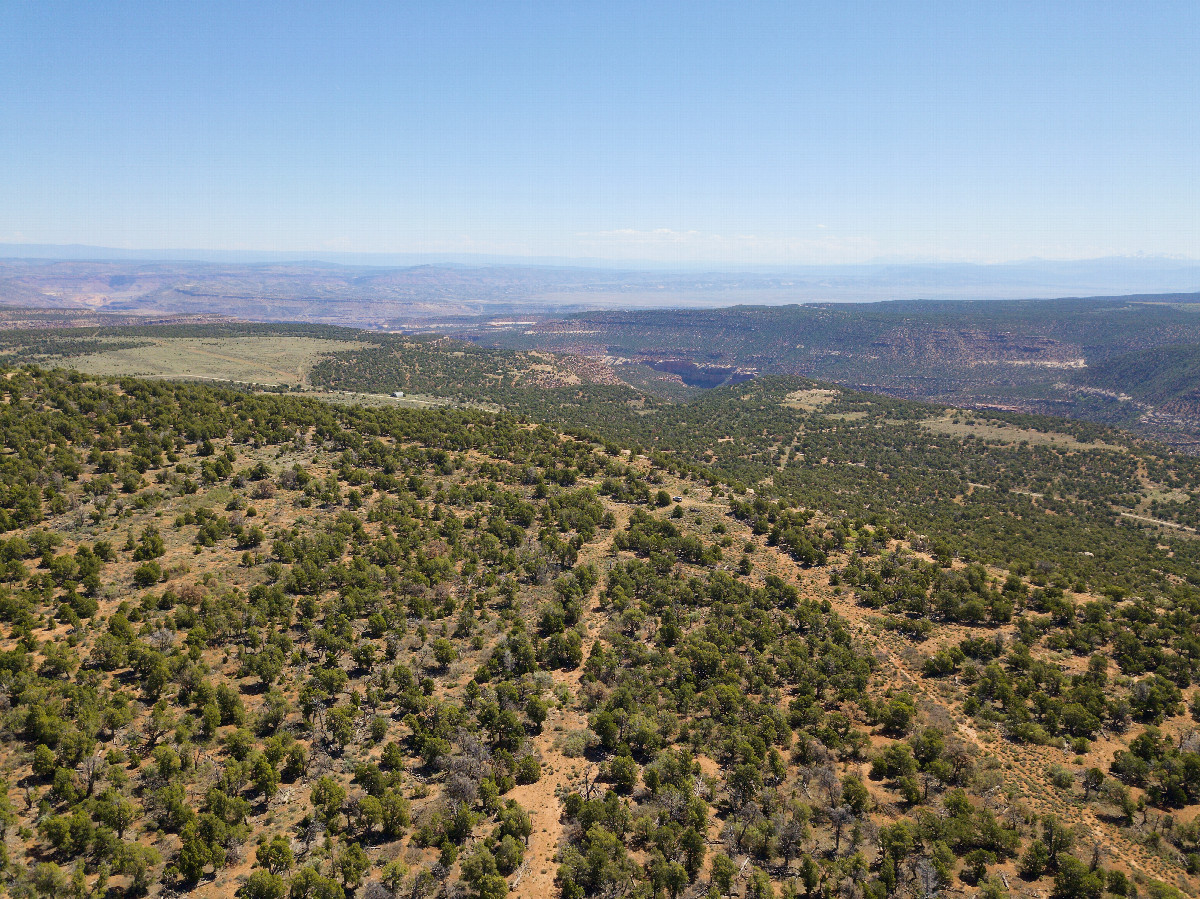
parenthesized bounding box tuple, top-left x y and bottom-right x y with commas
(2, 242, 1199, 274)
(3, 247, 1199, 316)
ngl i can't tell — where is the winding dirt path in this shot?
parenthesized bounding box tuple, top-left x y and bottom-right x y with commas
(799, 560, 1189, 888)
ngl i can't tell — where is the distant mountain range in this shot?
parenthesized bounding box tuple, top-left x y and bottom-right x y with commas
(1, 249, 1198, 323)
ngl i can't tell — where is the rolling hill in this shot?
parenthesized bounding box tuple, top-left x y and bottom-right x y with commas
(0, 327, 1198, 898)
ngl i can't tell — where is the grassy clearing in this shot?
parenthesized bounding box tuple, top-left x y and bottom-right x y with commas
(52, 336, 365, 386)
(1143, 486, 1191, 504)
(921, 412, 1124, 452)
(783, 387, 840, 411)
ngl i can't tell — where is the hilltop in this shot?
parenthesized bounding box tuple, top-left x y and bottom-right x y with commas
(0, 342, 1197, 899)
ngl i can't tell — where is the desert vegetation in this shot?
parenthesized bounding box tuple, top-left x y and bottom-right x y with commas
(0, 329, 1197, 899)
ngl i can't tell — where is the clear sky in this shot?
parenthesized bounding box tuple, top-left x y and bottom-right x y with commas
(2, 1, 1198, 265)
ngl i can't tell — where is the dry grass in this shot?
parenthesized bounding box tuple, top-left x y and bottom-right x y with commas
(921, 412, 1124, 452)
(51, 336, 365, 387)
(782, 387, 840, 411)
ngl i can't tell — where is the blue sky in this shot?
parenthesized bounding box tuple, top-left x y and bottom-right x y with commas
(2, 1, 1198, 265)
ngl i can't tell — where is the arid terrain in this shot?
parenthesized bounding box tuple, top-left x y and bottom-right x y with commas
(0, 333, 1198, 899)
